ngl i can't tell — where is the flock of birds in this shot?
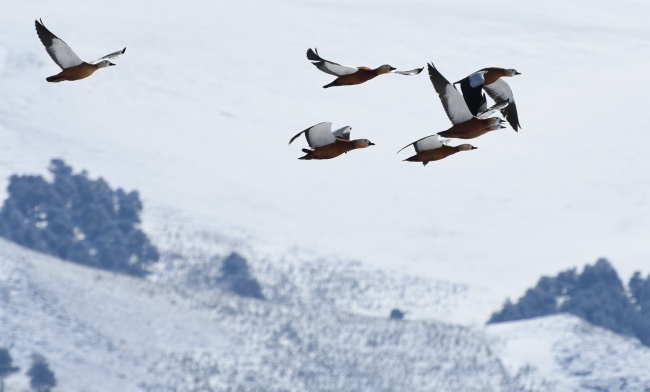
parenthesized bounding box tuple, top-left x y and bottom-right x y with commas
(33, 19, 522, 167)
(294, 48, 523, 165)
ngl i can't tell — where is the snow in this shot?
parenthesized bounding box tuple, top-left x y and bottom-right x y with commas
(0, 238, 527, 391)
(3, 232, 650, 391)
(488, 314, 650, 391)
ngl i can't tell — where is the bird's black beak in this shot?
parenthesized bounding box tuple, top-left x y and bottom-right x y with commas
(369, 142, 375, 146)
(109, 62, 116, 66)
(471, 146, 478, 150)
(515, 71, 521, 75)
(390, 67, 396, 71)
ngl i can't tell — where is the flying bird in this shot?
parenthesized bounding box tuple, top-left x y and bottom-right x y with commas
(307, 48, 423, 88)
(438, 123, 506, 139)
(289, 122, 374, 160)
(397, 135, 477, 166)
(454, 67, 522, 131)
(427, 63, 508, 139)
(35, 19, 125, 82)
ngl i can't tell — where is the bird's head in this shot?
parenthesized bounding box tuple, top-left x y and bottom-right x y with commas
(457, 144, 478, 151)
(97, 60, 116, 68)
(487, 124, 507, 131)
(377, 64, 396, 74)
(353, 139, 375, 148)
(486, 117, 505, 126)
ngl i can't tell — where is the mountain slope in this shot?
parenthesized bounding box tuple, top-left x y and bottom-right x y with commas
(488, 314, 650, 391)
(0, 238, 528, 391)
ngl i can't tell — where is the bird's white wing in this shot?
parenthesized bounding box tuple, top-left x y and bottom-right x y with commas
(414, 135, 443, 152)
(483, 79, 521, 131)
(289, 122, 336, 148)
(476, 101, 509, 119)
(391, 67, 424, 76)
(468, 71, 486, 88)
(317, 62, 358, 76)
(35, 19, 83, 69)
(91, 47, 126, 64)
(427, 63, 473, 125)
(307, 48, 358, 76)
(396, 134, 442, 154)
(483, 78, 514, 104)
(332, 126, 351, 140)
(306, 122, 337, 147)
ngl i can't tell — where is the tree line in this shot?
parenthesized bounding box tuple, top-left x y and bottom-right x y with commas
(489, 258, 650, 346)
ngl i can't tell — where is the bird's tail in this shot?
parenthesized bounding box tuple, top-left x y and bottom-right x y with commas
(46, 74, 61, 83)
(299, 149, 314, 160)
(323, 81, 338, 89)
(403, 155, 419, 163)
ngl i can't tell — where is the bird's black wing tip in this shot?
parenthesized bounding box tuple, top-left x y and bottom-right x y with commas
(306, 48, 321, 61)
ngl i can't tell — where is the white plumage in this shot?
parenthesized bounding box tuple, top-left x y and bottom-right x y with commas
(332, 126, 351, 140)
(47, 37, 83, 69)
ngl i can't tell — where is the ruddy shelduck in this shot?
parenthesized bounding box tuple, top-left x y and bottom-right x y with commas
(35, 19, 125, 82)
(397, 135, 476, 166)
(454, 67, 522, 131)
(307, 48, 423, 88)
(427, 63, 508, 140)
(289, 122, 374, 160)
(438, 124, 506, 140)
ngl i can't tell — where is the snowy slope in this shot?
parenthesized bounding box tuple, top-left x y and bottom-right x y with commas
(0, 238, 529, 392)
(1, 0, 649, 324)
(3, 232, 650, 391)
(488, 314, 650, 391)
(151, 226, 472, 322)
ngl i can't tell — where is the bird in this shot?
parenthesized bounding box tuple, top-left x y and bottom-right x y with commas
(438, 123, 506, 139)
(307, 48, 423, 88)
(454, 67, 522, 131)
(427, 63, 509, 140)
(397, 135, 476, 166)
(35, 19, 125, 83)
(289, 122, 374, 160)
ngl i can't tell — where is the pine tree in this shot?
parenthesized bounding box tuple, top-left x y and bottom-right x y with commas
(488, 259, 649, 346)
(629, 272, 650, 345)
(27, 354, 56, 392)
(218, 252, 264, 299)
(0, 159, 159, 275)
(0, 348, 20, 392)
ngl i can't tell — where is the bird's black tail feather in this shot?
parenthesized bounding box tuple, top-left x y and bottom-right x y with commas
(299, 149, 314, 160)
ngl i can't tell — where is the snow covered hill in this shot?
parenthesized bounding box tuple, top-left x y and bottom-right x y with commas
(0, 238, 526, 391)
(3, 234, 650, 391)
(488, 314, 650, 391)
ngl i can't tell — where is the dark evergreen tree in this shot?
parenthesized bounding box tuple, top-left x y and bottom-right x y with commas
(389, 309, 404, 320)
(27, 354, 56, 392)
(0, 348, 19, 392)
(489, 259, 650, 346)
(0, 159, 159, 275)
(629, 272, 650, 346)
(218, 252, 264, 299)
